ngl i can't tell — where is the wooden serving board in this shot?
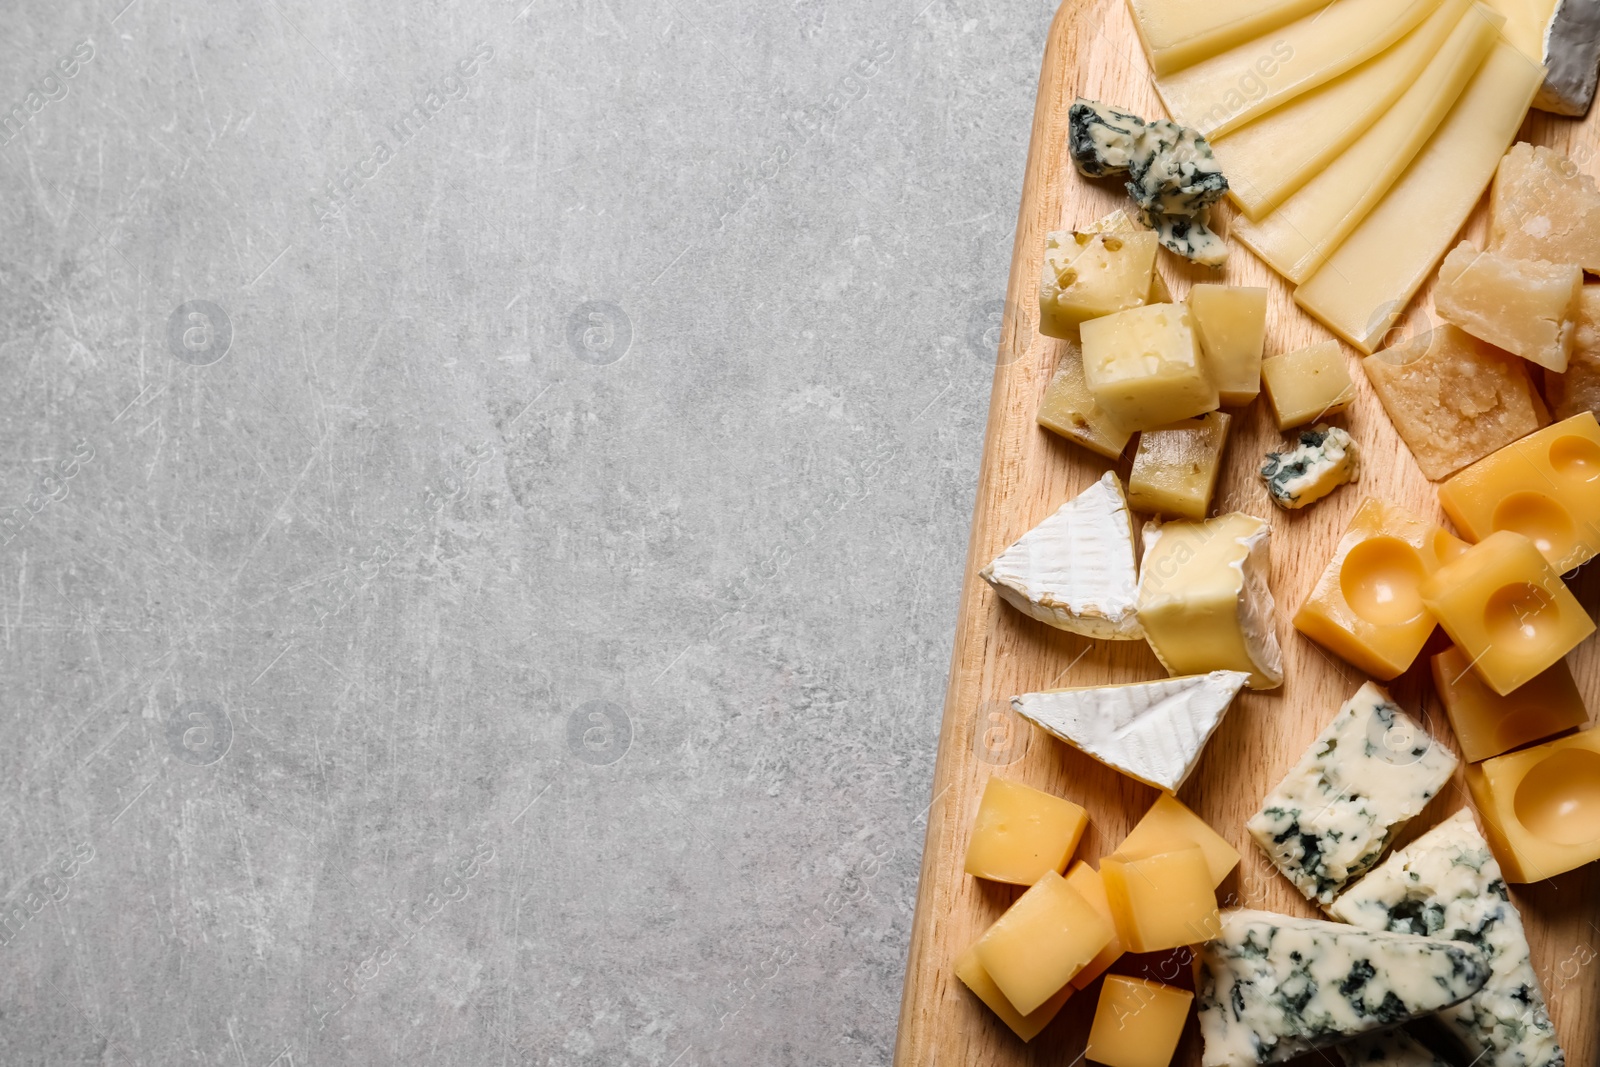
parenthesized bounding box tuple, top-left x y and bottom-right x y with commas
(893, 0, 1600, 1063)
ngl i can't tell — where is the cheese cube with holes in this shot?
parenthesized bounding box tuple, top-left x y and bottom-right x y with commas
(1037, 347, 1135, 459)
(1086, 976, 1194, 1067)
(1039, 230, 1160, 337)
(1188, 284, 1267, 404)
(1081, 304, 1219, 429)
(1083, 209, 1175, 303)
(1128, 411, 1231, 520)
(1434, 241, 1581, 372)
(954, 944, 1076, 1041)
(974, 870, 1115, 1014)
(964, 777, 1089, 885)
(1421, 531, 1595, 695)
(1118, 794, 1240, 886)
(1260, 340, 1355, 430)
(1101, 845, 1220, 952)
(1432, 645, 1589, 762)
(1466, 728, 1600, 881)
(1548, 285, 1600, 420)
(1489, 142, 1600, 271)
(1064, 862, 1124, 989)
(1364, 325, 1547, 480)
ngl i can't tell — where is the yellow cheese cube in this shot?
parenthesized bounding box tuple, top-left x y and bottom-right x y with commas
(1081, 210, 1175, 305)
(1431, 645, 1590, 762)
(1037, 346, 1135, 459)
(1489, 142, 1600, 272)
(964, 776, 1090, 885)
(1364, 324, 1548, 480)
(1438, 412, 1600, 571)
(974, 870, 1114, 1014)
(1435, 241, 1582, 372)
(1101, 845, 1221, 953)
(1064, 862, 1125, 989)
(1466, 727, 1600, 882)
(1039, 230, 1159, 338)
(1117, 794, 1240, 887)
(954, 943, 1075, 1041)
(1260, 340, 1354, 430)
(1188, 285, 1267, 405)
(1420, 530, 1596, 695)
(1081, 304, 1219, 430)
(1086, 976, 1194, 1067)
(1548, 286, 1600, 421)
(1292, 499, 1455, 680)
(1128, 412, 1232, 521)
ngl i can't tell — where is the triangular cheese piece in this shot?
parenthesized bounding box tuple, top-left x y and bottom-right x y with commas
(1197, 909, 1491, 1066)
(1012, 671, 1248, 791)
(980, 472, 1142, 640)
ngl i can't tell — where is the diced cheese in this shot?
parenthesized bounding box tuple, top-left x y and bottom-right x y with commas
(1064, 862, 1125, 988)
(1119, 794, 1241, 887)
(1363, 325, 1547, 480)
(1260, 425, 1357, 510)
(1081, 303, 1219, 429)
(975, 870, 1114, 1015)
(1548, 285, 1600, 419)
(1188, 284, 1267, 403)
(1232, 6, 1499, 284)
(1432, 644, 1590, 761)
(1435, 241, 1582, 372)
(1129, 411, 1232, 520)
(1037, 346, 1135, 459)
(954, 944, 1076, 1041)
(1196, 909, 1491, 1066)
(1328, 809, 1565, 1067)
(1294, 42, 1545, 353)
(1248, 682, 1458, 903)
(1039, 230, 1160, 337)
(1082, 209, 1176, 304)
(1466, 727, 1600, 881)
(1260, 340, 1355, 430)
(981, 472, 1143, 639)
(1334, 1029, 1452, 1067)
(1491, 142, 1600, 274)
(1087, 976, 1194, 1067)
(1138, 513, 1284, 689)
(1127, 0, 1333, 77)
(1102, 845, 1221, 952)
(963, 777, 1089, 886)
(1012, 670, 1250, 792)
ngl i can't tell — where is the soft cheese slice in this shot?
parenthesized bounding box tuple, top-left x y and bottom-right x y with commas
(1012, 671, 1250, 792)
(1196, 908, 1491, 1066)
(1328, 810, 1565, 1067)
(1212, 0, 1471, 219)
(1336, 1027, 1454, 1066)
(1294, 42, 1545, 352)
(1128, 0, 1333, 76)
(981, 473, 1142, 640)
(1234, 5, 1500, 284)
(1155, 0, 1445, 138)
(1248, 682, 1458, 903)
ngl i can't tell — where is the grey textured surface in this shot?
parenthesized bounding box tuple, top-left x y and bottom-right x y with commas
(0, 0, 1049, 1063)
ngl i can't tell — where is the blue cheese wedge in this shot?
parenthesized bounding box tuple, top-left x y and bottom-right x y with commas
(1067, 99, 1150, 177)
(1328, 809, 1565, 1067)
(1142, 206, 1229, 266)
(1247, 683, 1458, 904)
(1197, 908, 1491, 1066)
(1260, 425, 1358, 510)
(1012, 670, 1250, 791)
(1127, 118, 1229, 217)
(1336, 1029, 1453, 1066)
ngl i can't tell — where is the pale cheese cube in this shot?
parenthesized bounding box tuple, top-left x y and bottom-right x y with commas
(1435, 241, 1581, 371)
(1489, 141, 1600, 271)
(1128, 411, 1231, 520)
(1036, 347, 1134, 459)
(1188, 284, 1267, 404)
(1081, 303, 1219, 430)
(1260, 340, 1354, 430)
(974, 870, 1113, 1015)
(1038, 230, 1158, 337)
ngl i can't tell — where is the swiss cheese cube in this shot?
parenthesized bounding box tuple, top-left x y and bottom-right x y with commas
(963, 776, 1089, 885)
(1431, 645, 1590, 762)
(1037, 347, 1135, 459)
(954, 944, 1075, 1041)
(1101, 845, 1221, 952)
(1082, 209, 1174, 304)
(1081, 304, 1219, 430)
(974, 870, 1115, 1015)
(1039, 230, 1159, 337)
(1086, 976, 1193, 1067)
(1466, 728, 1600, 881)
(1489, 141, 1600, 272)
(1435, 241, 1581, 372)
(1188, 284, 1267, 405)
(1064, 862, 1124, 989)
(1117, 794, 1239, 886)
(1548, 285, 1600, 420)
(1128, 411, 1231, 520)
(1259, 340, 1354, 430)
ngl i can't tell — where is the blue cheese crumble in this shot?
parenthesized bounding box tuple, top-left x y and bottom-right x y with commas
(1336, 1028, 1452, 1066)
(1261, 425, 1358, 510)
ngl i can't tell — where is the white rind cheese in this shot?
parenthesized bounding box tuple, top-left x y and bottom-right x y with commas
(1336, 1029, 1453, 1066)
(1329, 810, 1565, 1067)
(1538, 0, 1600, 115)
(1011, 670, 1250, 791)
(980, 472, 1143, 640)
(1260, 425, 1358, 509)
(1248, 683, 1458, 904)
(1197, 908, 1491, 1066)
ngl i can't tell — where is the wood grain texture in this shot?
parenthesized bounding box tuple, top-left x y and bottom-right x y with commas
(893, 0, 1600, 1063)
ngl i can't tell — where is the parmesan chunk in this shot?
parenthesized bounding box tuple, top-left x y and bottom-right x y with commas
(1489, 141, 1600, 270)
(1434, 241, 1581, 372)
(1547, 284, 1600, 418)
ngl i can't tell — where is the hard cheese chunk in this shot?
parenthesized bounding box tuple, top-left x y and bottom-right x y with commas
(1127, 0, 1333, 76)
(1335, 1030, 1452, 1067)
(1432, 645, 1589, 761)
(1260, 340, 1355, 430)
(1087, 976, 1194, 1067)
(1012, 671, 1250, 793)
(1119, 794, 1241, 887)
(1548, 285, 1600, 420)
(1102, 845, 1221, 952)
(1129, 411, 1231, 520)
(964, 776, 1089, 885)
(1082, 303, 1219, 429)
(1364, 325, 1547, 480)
(1435, 241, 1581, 372)
(1260, 425, 1357, 510)
(1138, 513, 1283, 689)
(1039, 230, 1159, 337)
(1489, 141, 1600, 270)
(1188, 285, 1266, 403)
(975, 870, 1114, 1015)
(954, 944, 1075, 1041)
(1196, 909, 1490, 1066)
(981, 472, 1143, 639)
(1065, 862, 1125, 989)
(1083, 209, 1176, 303)
(1420, 530, 1595, 694)
(1248, 682, 1458, 903)
(1038, 346, 1135, 459)
(1466, 727, 1600, 881)
(1328, 809, 1565, 1067)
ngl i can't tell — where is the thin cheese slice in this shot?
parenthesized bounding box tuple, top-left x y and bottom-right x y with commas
(1234, 6, 1500, 284)
(1294, 43, 1545, 353)
(1213, 0, 1471, 219)
(1129, 0, 1335, 76)
(1155, 0, 1445, 137)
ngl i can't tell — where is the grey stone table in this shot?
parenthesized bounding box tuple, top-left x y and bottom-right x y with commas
(0, 0, 1050, 1062)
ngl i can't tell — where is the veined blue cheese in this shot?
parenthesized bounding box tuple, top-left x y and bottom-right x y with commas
(1260, 425, 1358, 509)
(1197, 908, 1491, 1066)
(1247, 682, 1458, 904)
(1328, 809, 1565, 1067)
(1336, 1028, 1452, 1066)
(1128, 118, 1229, 216)
(1068, 99, 1152, 177)
(1142, 206, 1230, 267)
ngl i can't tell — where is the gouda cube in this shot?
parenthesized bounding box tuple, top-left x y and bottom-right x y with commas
(1438, 411, 1600, 571)
(964, 776, 1090, 885)
(1081, 304, 1219, 430)
(1086, 976, 1194, 1067)
(1038, 346, 1135, 459)
(1128, 412, 1231, 521)
(1188, 285, 1267, 405)
(1101, 845, 1221, 953)
(1465, 727, 1600, 881)
(974, 870, 1114, 1015)
(1431, 645, 1590, 762)
(1260, 340, 1354, 430)
(1064, 862, 1125, 989)
(954, 943, 1075, 1041)
(1489, 141, 1600, 272)
(1420, 530, 1596, 695)
(1040, 231, 1159, 338)
(1435, 241, 1581, 372)
(1548, 286, 1600, 421)
(1117, 794, 1240, 887)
